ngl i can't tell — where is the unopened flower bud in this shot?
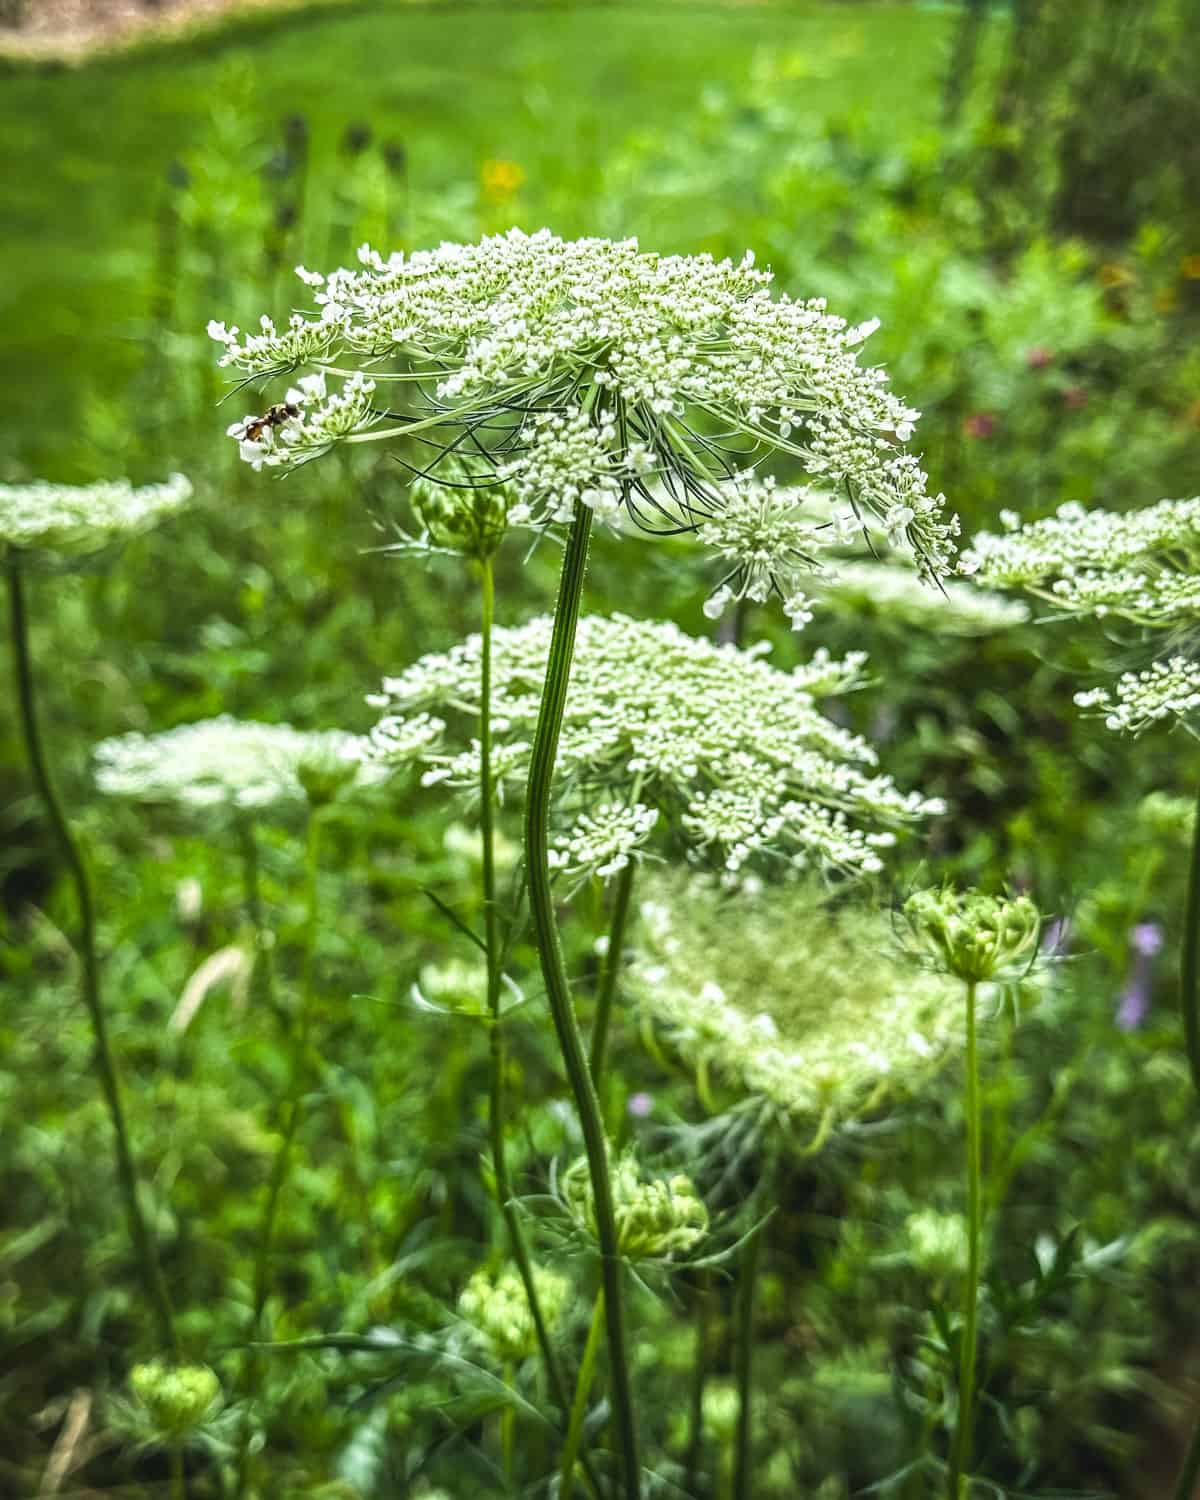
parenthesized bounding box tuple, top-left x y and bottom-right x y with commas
(904, 886, 1040, 983)
(129, 1361, 221, 1438)
(563, 1151, 708, 1260)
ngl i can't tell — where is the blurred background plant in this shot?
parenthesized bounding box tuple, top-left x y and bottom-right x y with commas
(3, 2, 1200, 1497)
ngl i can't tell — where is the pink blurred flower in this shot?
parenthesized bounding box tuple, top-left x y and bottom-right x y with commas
(963, 412, 997, 439)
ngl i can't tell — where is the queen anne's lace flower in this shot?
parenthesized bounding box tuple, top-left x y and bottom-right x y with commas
(628, 871, 961, 1126)
(364, 614, 942, 880)
(94, 716, 383, 814)
(905, 887, 1040, 983)
(1074, 658, 1200, 735)
(0, 474, 192, 557)
(212, 229, 957, 583)
(960, 498, 1200, 601)
(816, 559, 1030, 635)
(961, 497, 1200, 733)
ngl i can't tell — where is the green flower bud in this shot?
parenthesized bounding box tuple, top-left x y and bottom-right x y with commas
(904, 886, 1039, 983)
(411, 462, 509, 561)
(563, 1151, 708, 1260)
(701, 1379, 741, 1441)
(904, 1208, 969, 1280)
(297, 749, 361, 808)
(457, 1264, 570, 1364)
(129, 1361, 221, 1439)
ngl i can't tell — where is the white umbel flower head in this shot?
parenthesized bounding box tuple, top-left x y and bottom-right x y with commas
(94, 716, 385, 815)
(629, 871, 961, 1129)
(1074, 657, 1200, 736)
(212, 229, 957, 585)
(364, 614, 943, 881)
(817, 559, 1031, 635)
(0, 474, 192, 560)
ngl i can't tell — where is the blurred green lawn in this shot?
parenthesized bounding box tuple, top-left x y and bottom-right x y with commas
(0, 0, 952, 472)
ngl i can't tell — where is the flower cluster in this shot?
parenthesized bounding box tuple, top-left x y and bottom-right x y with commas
(816, 558, 1030, 635)
(94, 716, 382, 815)
(904, 887, 1040, 984)
(562, 1151, 708, 1260)
(960, 498, 1200, 609)
(961, 497, 1200, 734)
(1074, 657, 1200, 735)
(0, 474, 192, 558)
(212, 229, 956, 582)
(457, 1264, 571, 1364)
(628, 870, 961, 1126)
(365, 614, 943, 880)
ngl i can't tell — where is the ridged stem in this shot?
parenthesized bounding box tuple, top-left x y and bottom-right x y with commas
(524, 499, 641, 1500)
(589, 857, 636, 1084)
(480, 559, 572, 1409)
(949, 977, 982, 1498)
(6, 556, 178, 1357)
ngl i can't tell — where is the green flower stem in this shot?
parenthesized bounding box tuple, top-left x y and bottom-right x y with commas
(949, 977, 982, 1499)
(684, 1272, 713, 1496)
(5, 556, 178, 1358)
(1173, 780, 1200, 1497)
(250, 804, 323, 1334)
(524, 498, 641, 1500)
(1174, 1417, 1200, 1500)
(169, 1441, 187, 1500)
(560, 1287, 607, 1500)
(479, 558, 573, 1410)
(1180, 776, 1200, 1093)
(733, 1220, 764, 1500)
(237, 805, 324, 1500)
(589, 856, 636, 1084)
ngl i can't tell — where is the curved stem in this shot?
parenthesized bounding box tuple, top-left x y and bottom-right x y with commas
(1180, 777, 1200, 1093)
(5, 558, 178, 1357)
(560, 1287, 606, 1500)
(479, 558, 573, 1410)
(589, 858, 636, 1084)
(949, 977, 982, 1499)
(524, 499, 641, 1500)
(732, 1220, 763, 1500)
(684, 1271, 713, 1496)
(480, 559, 604, 1500)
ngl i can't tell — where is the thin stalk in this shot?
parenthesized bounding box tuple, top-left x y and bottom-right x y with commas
(1180, 776, 1200, 1093)
(1173, 781, 1200, 1497)
(501, 1361, 515, 1485)
(480, 559, 573, 1409)
(560, 1288, 607, 1500)
(524, 499, 641, 1500)
(5, 558, 178, 1357)
(1174, 1418, 1200, 1500)
(733, 1221, 763, 1500)
(236, 806, 323, 1500)
(949, 978, 982, 1499)
(169, 1441, 187, 1500)
(589, 857, 636, 1084)
(683, 1272, 713, 1496)
(480, 558, 604, 1500)
(249, 806, 323, 1334)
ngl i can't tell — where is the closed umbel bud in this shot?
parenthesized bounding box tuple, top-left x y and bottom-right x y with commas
(457, 1264, 570, 1364)
(411, 462, 509, 560)
(129, 1361, 221, 1439)
(904, 887, 1039, 983)
(563, 1151, 708, 1260)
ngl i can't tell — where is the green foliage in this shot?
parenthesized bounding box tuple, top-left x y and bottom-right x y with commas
(3, 4, 1200, 1498)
